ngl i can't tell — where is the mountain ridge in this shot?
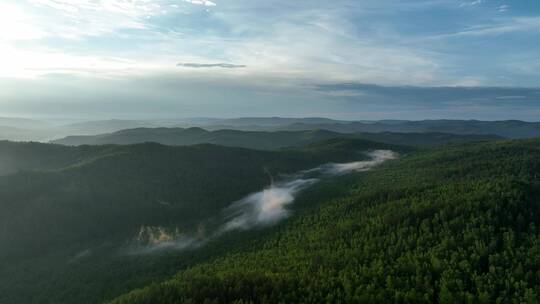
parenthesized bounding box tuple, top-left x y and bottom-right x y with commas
(51, 128, 501, 149)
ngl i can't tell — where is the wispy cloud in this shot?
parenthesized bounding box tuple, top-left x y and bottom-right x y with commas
(183, 0, 217, 7)
(177, 63, 246, 69)
(29, 0, 165, 17)
(459, 0, 483, 8)
(1, 0, 540, 118)
(315, 83, 540, 105)
(497, 5, 510, 13)
(0, 3, 45, 40)
(436, 17, 540, 37)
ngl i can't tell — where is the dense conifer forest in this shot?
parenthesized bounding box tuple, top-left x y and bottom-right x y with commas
(0, 138, 400, 303)
(1, 138, 540, 303)
(110, 139, 540, 304)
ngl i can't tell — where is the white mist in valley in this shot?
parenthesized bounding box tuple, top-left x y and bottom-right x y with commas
(127, 150, 397, 253)
(222, 178, 318, 231)
(222, 150, 398, 231)
(305, 150, 398, 176)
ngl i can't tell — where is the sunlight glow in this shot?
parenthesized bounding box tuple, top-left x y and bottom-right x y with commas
(0, 4, 45, 41)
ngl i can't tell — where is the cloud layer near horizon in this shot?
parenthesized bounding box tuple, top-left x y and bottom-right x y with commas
(177, 63, 246, 69)
(0, 0, 539, 120)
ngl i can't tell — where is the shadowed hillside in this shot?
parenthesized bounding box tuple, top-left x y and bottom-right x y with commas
(0, 138, 403, 304)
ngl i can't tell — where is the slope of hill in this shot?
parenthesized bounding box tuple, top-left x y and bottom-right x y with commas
(111, 139, 540, 304)
(0, 141, 117, 176)
(0, 138, 402, 304)
(52, 128, 348, 148)
(51, 127, 501, 149)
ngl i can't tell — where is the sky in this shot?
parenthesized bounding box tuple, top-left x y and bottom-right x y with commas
(0, 0, 539, 121)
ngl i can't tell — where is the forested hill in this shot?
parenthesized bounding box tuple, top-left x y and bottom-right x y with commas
(0, 138, 402, 304)
(51, 127, 500, 149)
(0, 140, 116, 176)
(111, 139, 540, 304)
(0, 138, 400, 259)
(236, 119, 540, 139)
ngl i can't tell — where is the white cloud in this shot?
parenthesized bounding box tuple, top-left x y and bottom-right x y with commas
(25, 0, 175, 39)
(0, 4, 46, 41)
(0, 0, 536, 87)
(497, 5, 510, 13)
(431, 17, 540, 38)
(0, 44, 147, 78)
(459, 0, 483, 8)
(183, 0, 217, 7)
(1, 0, 445, 85)
(29, 0, 164, 17)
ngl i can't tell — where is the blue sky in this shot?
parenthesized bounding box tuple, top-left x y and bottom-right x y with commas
(0, 0, 539, 120)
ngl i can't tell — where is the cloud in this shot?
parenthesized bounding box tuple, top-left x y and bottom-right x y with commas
(495, 95, 525, 100)
(183, 0, 217, 7)
(437, 17, 540, 38)
(177, 63, 247, 69)
(1, 0, 540, 116)
(497, 5, 510, 13)
(24, 0, 185, 40)
(315, 83, 540, 105)
(459, 0, 483, 7)
(0, 4, 46, 41)
(29, 0, 164, 16)
(2, 0, 514, 87)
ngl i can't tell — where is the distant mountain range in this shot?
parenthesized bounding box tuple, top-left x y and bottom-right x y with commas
(2, 117, 540, 142)
(273, 120, 540, 138)
(51, 128, 501, 149)
(177, 118, 540, 139)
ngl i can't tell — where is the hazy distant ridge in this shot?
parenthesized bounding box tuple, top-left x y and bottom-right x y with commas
(2, 117, 540, 142)
(51, 127, 501, 149)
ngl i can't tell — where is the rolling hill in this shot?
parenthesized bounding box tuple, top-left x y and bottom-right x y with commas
(174, 118, 540, 139)
(110, 138, 540, 304)
(3, 132, 540, 304)
(0, 138, 402, 304)
(51, 128, 501, 149)
(274, 119, 540, 138)
(0, 117, 538, 142)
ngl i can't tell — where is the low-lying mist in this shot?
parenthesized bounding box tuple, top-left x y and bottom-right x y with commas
(124, 150, 397, 254)
(222, 150, 397, 231)
(222, 178, 319, 232)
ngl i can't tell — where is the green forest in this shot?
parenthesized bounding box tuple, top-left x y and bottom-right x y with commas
(110, 139, 540, 304)
(1, 137, 540, 303)
(0, 138, 400, 303)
